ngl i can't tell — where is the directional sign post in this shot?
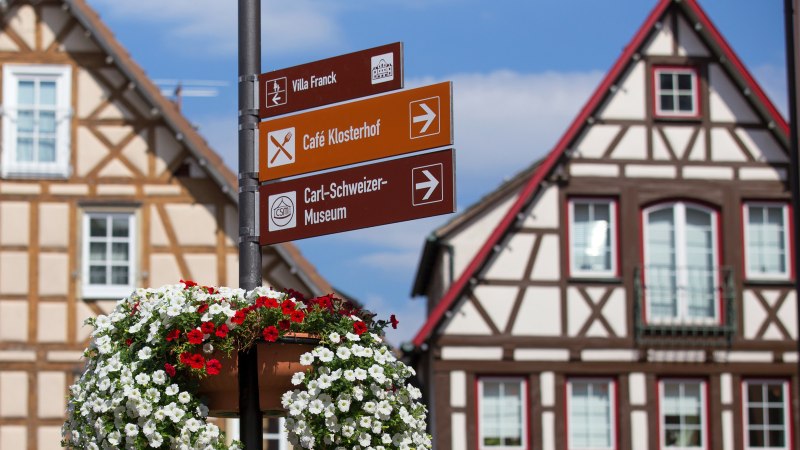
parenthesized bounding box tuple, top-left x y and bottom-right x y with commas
(259, 82, 452, 181)
(260, 149, 455, 245)
(260, 43, 403, 118)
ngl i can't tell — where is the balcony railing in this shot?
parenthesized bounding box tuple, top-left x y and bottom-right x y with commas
(633, 265, 736, 347)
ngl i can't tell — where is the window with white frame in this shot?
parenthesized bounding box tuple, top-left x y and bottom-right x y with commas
(263, 417, 289, 450)
(2, 64, 71, 178)
(654, 67, 698, 117)
(744, 380, 790, 449)
(643, 202, 720, 325)
(478, 378, 527, 449)
(567, 379, 615, 450)
(82, 212, 136, 299)
(744, 203, 791, 280)
(660, 380, 707, 449)
(569, 198, 617, 277)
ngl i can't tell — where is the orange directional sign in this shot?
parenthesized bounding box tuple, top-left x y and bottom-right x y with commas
(258, 82, 453, 182)
(260, 149, 455, 244)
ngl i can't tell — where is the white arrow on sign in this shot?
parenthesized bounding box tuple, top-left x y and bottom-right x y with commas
(415, 169, 439, 200)
(272, 93, 282, 104)
(412, 103, 436, 133)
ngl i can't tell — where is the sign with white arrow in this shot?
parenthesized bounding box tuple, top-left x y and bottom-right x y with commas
(259, 82, 453, 181)
(260, 149, 455, 244)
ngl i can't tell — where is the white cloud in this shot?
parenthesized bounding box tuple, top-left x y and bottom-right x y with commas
(88, 0, 344, 56)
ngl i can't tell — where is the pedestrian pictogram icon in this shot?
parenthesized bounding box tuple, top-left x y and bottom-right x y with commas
(410, 96, 440, 139)
(412, 163, 444, 205)
(265, 77, 288, 108)
(267, 127, 295, 168)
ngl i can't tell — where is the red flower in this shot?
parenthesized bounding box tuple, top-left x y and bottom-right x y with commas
(260, 297, 279, 308)
(179, 352, 192, 365)
(200, 321, 216, 334)
(205, 286, 216, 295)
(215, 324, 229, 338)
(180, 279, 197, 288)
(206, 359, 222, 375)
(232, 309, 247, 325)
(390, 314, 399, 329)
(262, 326, 279, 342)
(281, 299, 296, 314)
(197, 303, 209, 314)
(353, 321, 368, 335)
(187, 328, 204, 345)
(188, 353, 205, 369)
(278, 319, 291, 331)
(317, 294, 334, 310)
(290, 309, 305, 323)
(166, 329, 181, 342)
(164, 363, 176, 377)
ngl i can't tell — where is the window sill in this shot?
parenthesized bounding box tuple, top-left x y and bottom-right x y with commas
(568, 276, 622, 285)
(743, 278, 794, 287)
(82, 285, 136, 300)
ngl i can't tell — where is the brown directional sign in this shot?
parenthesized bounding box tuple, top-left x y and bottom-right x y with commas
(259, 82, 452, 182)
(260, 149, 455, 245)
(259, 42, 403, 118)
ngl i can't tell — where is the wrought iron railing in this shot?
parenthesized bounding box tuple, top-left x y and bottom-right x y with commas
(633, 265, 736, 347)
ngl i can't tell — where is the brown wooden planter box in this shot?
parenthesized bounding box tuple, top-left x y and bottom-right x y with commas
(196, 333, 319, 417)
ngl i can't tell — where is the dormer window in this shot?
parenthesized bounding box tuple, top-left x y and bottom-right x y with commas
(654, 67, 699, 118)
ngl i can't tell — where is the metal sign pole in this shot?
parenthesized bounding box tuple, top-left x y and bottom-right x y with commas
(784, 0, 800, 425)
(238, 0, 262, 448)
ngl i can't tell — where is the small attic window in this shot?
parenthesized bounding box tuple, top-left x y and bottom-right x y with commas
(653, 66, 699, 118)
(174, 157, 205, 178)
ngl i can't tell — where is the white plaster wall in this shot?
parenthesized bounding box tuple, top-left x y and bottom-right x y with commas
(574, 124, 621, 159)
(683, 166, 734, 179)
(687, 128, 707, 160)
(720, 373, 732, 405)
(643, 18, 673, 56)
(0, 300, 27, 341)
(708, 64, 759, 123)
(451, 412, 466, 450)
(569, 163, 619, 177)
(184, 253, 218, 286)
(0, 425, 27, 449)
(77, 126, 110, 176)
(631, 411, 648, 449)
(9, 5, 35, 50)
(154, 127, 182, 175)
(603, 288, 627, 337)
(442, 299, 492, 336)
(735, 128, 788, 163)
(542, 412, 555, 450)
(521, 185, 560, 229)
(0, 371, 27, 417)
(440, 346, 503, 360)
(540, 372, 555, 407)
(743, 289, 797, 340)
(0, 252, 28, 295)
(77, 68, 107, 117)
(511, 287, 561, 336)
(39, 203, 69, 248)
(473, 285, 517, 332)
(739, 167, 786, 181)
(38, 253, 69, 296)
(662, 126, 697, 160)
(448, 192, 517, 281)
(38, 303, 67, 343)
(0, 201, 29, 246)
(530, 234, 560, 281)
(483, 233, 535, 280)
(598, 61, 646, 120)
(450, 371, 466, 408)
(165, 204, 218, 246)
(149, 254, 183, 289)
(611, 126, 647, 160)
(677, 16, 710, 57)
(514, 348, 569, 361)
(629, 373, 646, 406)
(624, 164, 677, 178)
(37, 372, 65, 418)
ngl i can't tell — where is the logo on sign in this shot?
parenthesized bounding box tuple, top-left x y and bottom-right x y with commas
(268, 192, 297, 231)
(265, 77, 288, 108)
(409, 96, 440, 139)
(412, 163, 443, 206)
(267, 127, 296, 168)
(371, 53, 394, 85)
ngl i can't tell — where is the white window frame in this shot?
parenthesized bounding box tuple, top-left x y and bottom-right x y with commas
(743, 203, 791, 281)
(654, 67, 699, 118)
(264, 417, 289, 450)
(2, 64, 72, 178)
(643, 201, 721, 325)
(566, 378, 616, 450)
(478, 377, 528, 450)
(742, 380, 791, 450)
(81, 212, 136, 299)
(659, 379, 708, 450)
(569, 198, 618, 278)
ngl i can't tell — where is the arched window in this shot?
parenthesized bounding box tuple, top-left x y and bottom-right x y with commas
(642, 201, 720, 324)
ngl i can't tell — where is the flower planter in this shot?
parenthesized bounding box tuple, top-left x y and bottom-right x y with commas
(196, 333, 318, 417)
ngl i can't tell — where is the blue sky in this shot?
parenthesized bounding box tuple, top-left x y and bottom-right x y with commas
(86, 0, 788, 345)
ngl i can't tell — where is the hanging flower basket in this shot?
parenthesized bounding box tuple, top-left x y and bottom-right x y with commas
(196, 333, 319, 416)
(61, 282, 431, 450)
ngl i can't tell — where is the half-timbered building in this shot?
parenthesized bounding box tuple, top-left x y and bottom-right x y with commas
(0, 1, 335, 448)
(410, 1, 798, 449)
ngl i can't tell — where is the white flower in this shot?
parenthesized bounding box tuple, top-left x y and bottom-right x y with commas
(308, 399, 324, 415)
(299, 352, 314, 366)
(317, 348, 334, 363)
(291, 372, 305, 386)
(343, 370, 356, 382)
(143, 419, 157, 436)
(166, 384, 179, 396)
(124, 423, 139, 437)
(178, 391, 191, 404)
(203, 343, 214, 354)
(135, 373, 151, 385)
(358, 433, 371, 447)
(336, 346, 351, 360)
(328, 332, 341, 343)
(148, 432, 163, 447)
(137, 346, 152, 360)
(152, 370, 166, 385)
(354, 368, 368, 381)
(345, 332, 361, 341)
(336, 395, 351, 412)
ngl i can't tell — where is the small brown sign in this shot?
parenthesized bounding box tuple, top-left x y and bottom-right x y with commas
(259, 43, 403, 118)
(260, 149, 455, 244)
(259, 82, 452, 182)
